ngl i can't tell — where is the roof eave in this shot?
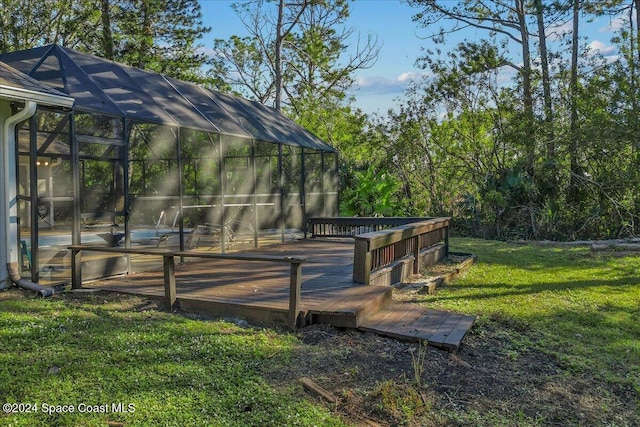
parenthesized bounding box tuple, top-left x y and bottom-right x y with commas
(0, 84, 74, 108)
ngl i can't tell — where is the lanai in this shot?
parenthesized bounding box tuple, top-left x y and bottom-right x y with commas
(0, 44, 338, 285)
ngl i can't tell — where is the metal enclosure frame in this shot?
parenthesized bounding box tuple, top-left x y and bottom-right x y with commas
(1, 45, 338, 284)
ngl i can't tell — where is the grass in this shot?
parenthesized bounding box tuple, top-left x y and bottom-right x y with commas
(440, 238, 640, 388)
(0, 237, 638, 426)
(0, 293, 345, 427)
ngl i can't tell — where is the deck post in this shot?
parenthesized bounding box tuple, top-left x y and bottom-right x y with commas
(413, 235, 420, 274)
(353, 238, 371, 285)
(71, 248, 82, 289)
(288, 260, 303, 329)
(163, 254, 177, 308)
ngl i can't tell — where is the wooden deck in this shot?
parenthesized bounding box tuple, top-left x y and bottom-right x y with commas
(84, 239, 474, 350)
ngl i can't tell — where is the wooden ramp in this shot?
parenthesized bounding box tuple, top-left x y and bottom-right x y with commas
(358, 302, 475, 351)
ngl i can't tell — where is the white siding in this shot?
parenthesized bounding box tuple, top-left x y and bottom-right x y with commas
(0, 100, 10, 283)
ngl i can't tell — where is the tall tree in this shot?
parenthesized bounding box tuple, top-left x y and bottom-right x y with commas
(0, 0, 212, 82)
(100, 0, 115, 59)
(211, 0, 379, 114)
(0, 0, 72, 52)
(568, 0, 581, 205)
(535, 0, 554, 157)
(115, 0, 211, 80)
(409, 0, 537, 169)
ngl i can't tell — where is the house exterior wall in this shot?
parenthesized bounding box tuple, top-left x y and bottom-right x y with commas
(0, 99, 10, 284)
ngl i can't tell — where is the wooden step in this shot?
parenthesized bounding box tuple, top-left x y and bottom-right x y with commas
(307, 285, 393, 328)
(358, 302, 475, 351)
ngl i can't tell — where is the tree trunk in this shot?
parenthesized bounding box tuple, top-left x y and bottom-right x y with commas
(633, 0, 640, 233)
(568, 0, 580, 206)
(139, 0, 153, 69)
(516, 0, 534, 171)
(274, 0, 285, 111)
(101, 0, 114, 60)
(535, 0, 553, 157)
(636, 0, 640, 63)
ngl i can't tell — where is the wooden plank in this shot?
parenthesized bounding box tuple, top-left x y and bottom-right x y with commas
(425, 312, 465, 347)
(359, 303, 426, 341)
(68, 245, 307, 264)
(413, 235, 420, 274)
(309, 285, 389, 315)
(410, 309, 452, 341)
(176, 250, 307, 264)
(71, 249, 82, 289)
(177, 297, 291, 326)
(375, 306, 427, 341)
(441, 315, 476, 349)
(367, 304, 423, 332)
(353, 239, 369, 284)
(163, 255, 176, 307)
(309, 286, 391, 328)
(68, 245, 172, 256)
(289, 261, 302, 330)
(354, 218, 451, 251)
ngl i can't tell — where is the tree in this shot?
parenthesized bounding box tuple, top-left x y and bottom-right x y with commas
(111, 0, 211, 81)
(409, 0, 537, 170)
(568, 0, 581, 205)
(211, 0, 379, 114)
(535, 0, 554, 158)
(0, 0, 73, 52)
(0, 0, 212, 82)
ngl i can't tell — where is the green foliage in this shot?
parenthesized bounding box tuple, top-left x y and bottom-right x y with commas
(0, 0, 214, 84)
(372, 379, 431, 423)
(339, 166, 403, 217)
(369, 5, 640, 240)
(114, 0, 211, 81)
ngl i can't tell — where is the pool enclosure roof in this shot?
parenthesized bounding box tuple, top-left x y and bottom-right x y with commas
(0, 44, 335, 152)
(0, 61, 74, 107)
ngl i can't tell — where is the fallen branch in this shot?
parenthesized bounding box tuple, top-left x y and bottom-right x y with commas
(300, 377, 338, 403)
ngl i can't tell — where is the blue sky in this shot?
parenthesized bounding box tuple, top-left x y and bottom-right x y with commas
(198, 0, 626, 115)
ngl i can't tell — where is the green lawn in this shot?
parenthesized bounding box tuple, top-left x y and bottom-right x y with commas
(0, 293, 345, 427)
(0, 237, 638, 426)
(439, 238, 640, 388)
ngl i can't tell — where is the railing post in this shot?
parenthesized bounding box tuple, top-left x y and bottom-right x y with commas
(288, 260, 303, 329)
(353, 238, 370, 284)
(71, 248, 82, 289)
(413, 235, 420, 274)
(163, 254, 176, 308)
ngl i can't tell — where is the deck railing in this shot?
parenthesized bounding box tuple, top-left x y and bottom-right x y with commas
(68, 246, 306, 329)
(352, 217, 451, 286)
(308, 217, 434, 238)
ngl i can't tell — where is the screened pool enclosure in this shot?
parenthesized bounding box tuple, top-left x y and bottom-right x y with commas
(1, 45, 338, 284)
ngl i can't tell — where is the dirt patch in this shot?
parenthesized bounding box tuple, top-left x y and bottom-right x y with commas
(262, 255, 638, 426)
(266, 321, 638, 426)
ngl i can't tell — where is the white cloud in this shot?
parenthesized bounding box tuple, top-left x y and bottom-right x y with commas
(353, 72, 425, 95)
(397, 72, 419, 83)
(196, 46, 220, 60)
(600, 10, 637, 33)
(587, 40, 617, 57)
(599, 16, 626, 33)
(547, 21, 573, 42)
